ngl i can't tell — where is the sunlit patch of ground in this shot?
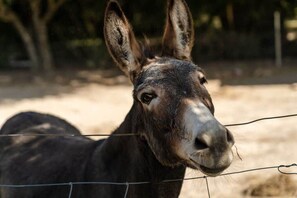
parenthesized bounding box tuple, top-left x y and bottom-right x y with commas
(0, 64, 296, 197)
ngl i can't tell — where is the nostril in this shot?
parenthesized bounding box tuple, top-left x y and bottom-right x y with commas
(226, 129, 235, 146)
(194, 137, 209, 150)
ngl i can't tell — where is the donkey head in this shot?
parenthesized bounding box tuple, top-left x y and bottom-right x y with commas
(104, 0, 234, 176)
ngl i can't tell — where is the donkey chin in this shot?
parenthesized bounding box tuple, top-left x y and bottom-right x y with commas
(188, 148, 233, 176)
(179, 139, 234, 177)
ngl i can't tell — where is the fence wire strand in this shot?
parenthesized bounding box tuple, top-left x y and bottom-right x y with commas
(68, 182, 73, 198)
(124, 183, 129, 198)
(204, 176, 211, 198)
(0, 163, 296, 197)
(0, 113, 296, 198)
(0, 113, 296, 138)
(224, 113, 297, 127)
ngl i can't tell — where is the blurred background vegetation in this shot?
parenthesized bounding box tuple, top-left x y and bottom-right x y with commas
(0, 0, 297, 72)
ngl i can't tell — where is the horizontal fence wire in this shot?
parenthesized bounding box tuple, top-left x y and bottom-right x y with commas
(0, 113, 296, 138)
(224, 113, 297, 127)
(0, 113, 296, 198)
(0, 163, 296, 197)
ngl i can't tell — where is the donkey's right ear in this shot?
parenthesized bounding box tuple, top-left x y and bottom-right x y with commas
(104, 1, 143, 80)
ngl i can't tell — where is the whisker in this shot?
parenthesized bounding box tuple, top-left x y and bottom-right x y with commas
(234, 145, 243, 161)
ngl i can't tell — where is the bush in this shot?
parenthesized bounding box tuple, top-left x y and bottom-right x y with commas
(193, 31, 274, 61)
(51, 38, 111, 68)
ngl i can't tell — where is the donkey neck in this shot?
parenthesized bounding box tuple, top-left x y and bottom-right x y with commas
(88, 102, 186, 197)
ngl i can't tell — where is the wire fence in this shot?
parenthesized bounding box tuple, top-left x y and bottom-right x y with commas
(0, 113, 296, 137)
(0, 163, 296, 198)
(0, 113, 296, 198)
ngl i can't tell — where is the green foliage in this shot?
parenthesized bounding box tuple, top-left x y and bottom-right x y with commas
(3, 0, 14, 5)
(51, 38, 111, 68)
(193, 31, 266, 61)
(118, 0, 166, 36)
(0, 0, 297, 68)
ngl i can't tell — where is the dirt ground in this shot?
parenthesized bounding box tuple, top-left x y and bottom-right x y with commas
(0, 63, 296, 197)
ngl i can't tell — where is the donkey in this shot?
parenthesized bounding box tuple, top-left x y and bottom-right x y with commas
(0, 0, 234, 197)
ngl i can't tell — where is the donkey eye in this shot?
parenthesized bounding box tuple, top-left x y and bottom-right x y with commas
(199, 77, 207, 85)
(140, 93, 156, 105)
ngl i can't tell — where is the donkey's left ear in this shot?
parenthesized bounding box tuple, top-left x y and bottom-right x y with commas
(104, 1, 144, 81)
(162, 0, 194, 60)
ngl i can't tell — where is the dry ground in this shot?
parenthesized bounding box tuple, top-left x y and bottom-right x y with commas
(0, 64, 296, 197)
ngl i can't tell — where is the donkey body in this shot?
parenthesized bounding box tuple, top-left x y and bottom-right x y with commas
(0, 111, 184, 198)
(0, 0, 234, 197)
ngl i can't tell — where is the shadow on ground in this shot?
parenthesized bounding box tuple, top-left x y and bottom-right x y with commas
(0, 60, 296, 103)
(204, 59, 297, 86)
(0, 68, 130, 103)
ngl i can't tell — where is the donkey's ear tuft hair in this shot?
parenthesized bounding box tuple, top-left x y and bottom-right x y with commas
(104, 0, 144, 81)
(162, 0, 194, 60)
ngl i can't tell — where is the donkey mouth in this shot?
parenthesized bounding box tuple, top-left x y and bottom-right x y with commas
(199, 165, 227, 176)
(189, 158, 227, 177)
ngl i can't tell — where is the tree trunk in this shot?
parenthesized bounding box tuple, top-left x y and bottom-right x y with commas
(1, 0, 66, 73)
(226, 1, 234, 30)
(31, 0, 54, 72)
(11, 17, 40, 71)
(35, 22, 54, 72)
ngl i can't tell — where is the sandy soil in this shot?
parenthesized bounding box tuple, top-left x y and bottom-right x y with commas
(0, 69, 296, 197)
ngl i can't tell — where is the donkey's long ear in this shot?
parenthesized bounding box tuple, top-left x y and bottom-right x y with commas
(162, 0, 194, 60)
(104, 1, 143, 80)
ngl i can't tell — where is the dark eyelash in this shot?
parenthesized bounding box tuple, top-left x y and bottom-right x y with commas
(140, 93, 157, 105)
(200, 77, 207, 85)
